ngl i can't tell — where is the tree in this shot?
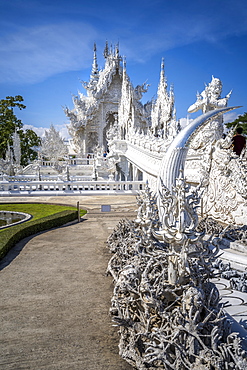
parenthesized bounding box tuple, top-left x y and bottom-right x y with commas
(40, 124, 68, 161)
(225, 112, 247, 135)
(0, 95, 41, 166)
(20, 129, 41, 166)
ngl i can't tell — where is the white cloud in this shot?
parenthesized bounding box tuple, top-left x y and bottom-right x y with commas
(223, 111, 240, 123)
(23, 124, 47, 138)
(179, 117, 193, 129)
(53, 124, 71, 140)
(0, 22, 98, 84)
(1, 1, 247, 84)
(23, 123, 71, 139)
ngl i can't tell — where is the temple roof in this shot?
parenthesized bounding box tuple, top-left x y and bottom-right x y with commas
(83, 42, 123, 99)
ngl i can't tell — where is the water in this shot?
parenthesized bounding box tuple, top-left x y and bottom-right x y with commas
(0, 211, 32, 229)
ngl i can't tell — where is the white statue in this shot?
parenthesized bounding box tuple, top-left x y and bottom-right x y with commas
(201, 129, 247, 224)
(12, 130, 21, 167)
(187, 76, 232, 150)
(107, 175, 247, 369)
(188, 76, 232, 114)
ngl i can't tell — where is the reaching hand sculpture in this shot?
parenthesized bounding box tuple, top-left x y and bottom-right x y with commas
(188, 76, 232, 114)
(107, 177, 247, 369)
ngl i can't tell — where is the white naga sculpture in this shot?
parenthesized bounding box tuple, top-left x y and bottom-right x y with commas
(157, 106, 238, 225)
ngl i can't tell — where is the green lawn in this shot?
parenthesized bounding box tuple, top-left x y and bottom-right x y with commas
(0, 203, 86, 225)
(0, 203, 87, 260)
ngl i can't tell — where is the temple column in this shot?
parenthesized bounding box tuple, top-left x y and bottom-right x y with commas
(133, 165, 138, 181)
(127, 162, 133, 181)
(98, 104, 104, 148)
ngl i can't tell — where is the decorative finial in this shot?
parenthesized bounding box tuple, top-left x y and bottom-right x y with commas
(103, 40, 109, 59)
(115, 42, 119, 58)
(123, 56, 126, 70)
(91, 43, 99, 80)
(122, 56, 126, 80)
(160, 58, 165, 84)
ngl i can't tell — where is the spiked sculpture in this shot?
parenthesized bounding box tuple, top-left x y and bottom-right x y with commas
(107, 178, 247, 369)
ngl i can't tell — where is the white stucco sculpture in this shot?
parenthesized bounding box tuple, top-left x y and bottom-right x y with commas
(107, 179, 247, 369)
(156, 106, 239, 225)
(40, 124, 68, 162)
(188, 76, 232, 114)
(188, 76, 232, 146)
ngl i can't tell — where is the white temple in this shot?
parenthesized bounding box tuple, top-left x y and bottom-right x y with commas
(64, 43, 247, 225)
(64, 43, 180, 151)
(64, 43, 180, 182)
(1, 43, 247, 226)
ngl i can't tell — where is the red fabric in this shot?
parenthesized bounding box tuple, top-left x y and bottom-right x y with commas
(232, 135, 246, 156)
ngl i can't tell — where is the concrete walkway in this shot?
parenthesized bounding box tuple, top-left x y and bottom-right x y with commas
(0, 195, 247, 368)
(0, 195, 136, 370)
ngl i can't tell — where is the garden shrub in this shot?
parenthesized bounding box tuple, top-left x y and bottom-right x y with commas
(0, 210, 78, 261)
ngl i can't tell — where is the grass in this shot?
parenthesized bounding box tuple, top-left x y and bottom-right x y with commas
(0, 203, 86, 225)
(0, 203, 87, 260)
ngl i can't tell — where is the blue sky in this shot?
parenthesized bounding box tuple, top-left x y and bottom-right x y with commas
(0, 0, 247, 138)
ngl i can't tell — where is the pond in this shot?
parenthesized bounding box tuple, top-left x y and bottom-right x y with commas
(0, 211, 32, 229)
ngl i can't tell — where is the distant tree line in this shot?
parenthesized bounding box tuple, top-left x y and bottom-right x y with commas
(225, 112, 247, 135)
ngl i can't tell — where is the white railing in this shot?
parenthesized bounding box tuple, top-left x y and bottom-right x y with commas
(5, 175, 94, 182)
(0, 180, 145, 196)
(41, 159, 95, 166)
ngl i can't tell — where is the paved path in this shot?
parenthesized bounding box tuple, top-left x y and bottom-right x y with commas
(0, 195, 247, 368)
(0, 196, 136, 370)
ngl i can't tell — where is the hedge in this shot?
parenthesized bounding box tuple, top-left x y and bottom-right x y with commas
(0, 210, 78, 261)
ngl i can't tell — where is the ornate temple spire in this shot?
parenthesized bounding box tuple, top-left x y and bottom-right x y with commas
(122, 56, 126, 78)
(160, 58, 167, 88)
(115, 42, 119, 58)
(118, 56, 132, 138)
(160, 58, 165, 83)
(103, 40, 109, 59)
(151, 58, 174, 137)
(90, 43, 99, 80)
(170, 83, 175, 104)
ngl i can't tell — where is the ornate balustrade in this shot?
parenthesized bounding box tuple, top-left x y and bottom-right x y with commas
(125, 142, 163, 177)
(41, 158, 95, 166)
(0, 179, 145, 196)
(127, 133, 171, 154)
